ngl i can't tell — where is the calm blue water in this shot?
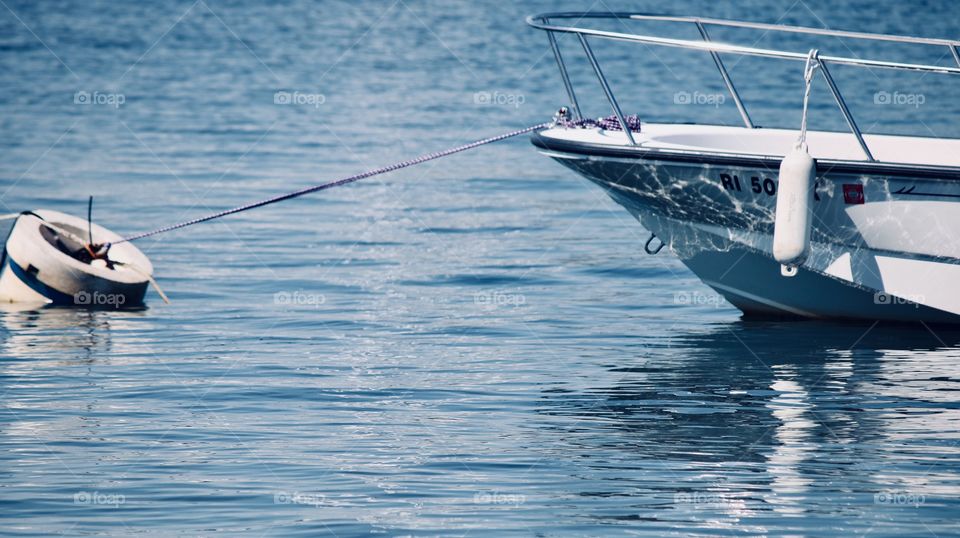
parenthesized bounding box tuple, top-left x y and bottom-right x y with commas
(2, 0, 960, 536)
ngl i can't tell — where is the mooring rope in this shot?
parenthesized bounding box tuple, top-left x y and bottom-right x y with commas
(114, 123, 550, 244)
(1, 113, 640, 307)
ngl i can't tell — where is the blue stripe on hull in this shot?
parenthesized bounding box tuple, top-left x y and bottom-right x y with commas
(5, 256, 77, 305)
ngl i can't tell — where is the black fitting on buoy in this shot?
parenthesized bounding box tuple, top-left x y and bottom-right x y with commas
(95, 242, 111, 258)
(77, 241, 114, 268)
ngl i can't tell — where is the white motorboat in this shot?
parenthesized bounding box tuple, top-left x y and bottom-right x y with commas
(527, 13, 960, 322)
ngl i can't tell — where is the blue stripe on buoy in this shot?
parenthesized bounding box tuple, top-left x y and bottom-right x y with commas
(6, 256, 76, 305)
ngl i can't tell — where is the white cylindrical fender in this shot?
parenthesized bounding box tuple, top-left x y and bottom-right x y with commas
(773, 146, 816, 276)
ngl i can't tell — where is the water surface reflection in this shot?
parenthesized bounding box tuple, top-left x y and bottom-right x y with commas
(536, 322, 960, 534)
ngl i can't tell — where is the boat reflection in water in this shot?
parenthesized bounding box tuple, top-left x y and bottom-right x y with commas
(535, 321, 960, 534)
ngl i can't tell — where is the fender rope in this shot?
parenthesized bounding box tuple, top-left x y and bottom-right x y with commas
(797, 49, 820, 150)
(114, 123, 550, 244)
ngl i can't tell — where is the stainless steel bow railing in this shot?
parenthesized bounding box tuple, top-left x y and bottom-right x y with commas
(527, 12, 960, 161)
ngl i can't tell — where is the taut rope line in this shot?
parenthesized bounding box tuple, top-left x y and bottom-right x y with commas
(113, 123, 550, 245)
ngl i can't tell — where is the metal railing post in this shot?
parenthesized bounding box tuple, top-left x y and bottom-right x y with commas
(818, 59, 875, 161)
(578, 34, 637, 145)
(696, 21, 754, 128)
(546, 29, 583, 120)
(952, 45, 960, 68)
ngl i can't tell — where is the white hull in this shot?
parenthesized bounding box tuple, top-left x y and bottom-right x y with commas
(534, 123, 960, 322)
(641, 213, 959, 322)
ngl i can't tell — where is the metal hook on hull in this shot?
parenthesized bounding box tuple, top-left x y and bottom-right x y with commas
(644, 233, 665, 255)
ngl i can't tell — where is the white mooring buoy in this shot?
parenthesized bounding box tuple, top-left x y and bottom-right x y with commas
(0, 210, 153, 308)
(773, 145, 816, 277)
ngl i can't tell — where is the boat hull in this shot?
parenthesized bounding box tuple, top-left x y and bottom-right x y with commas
(534, 132, 960, 322)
